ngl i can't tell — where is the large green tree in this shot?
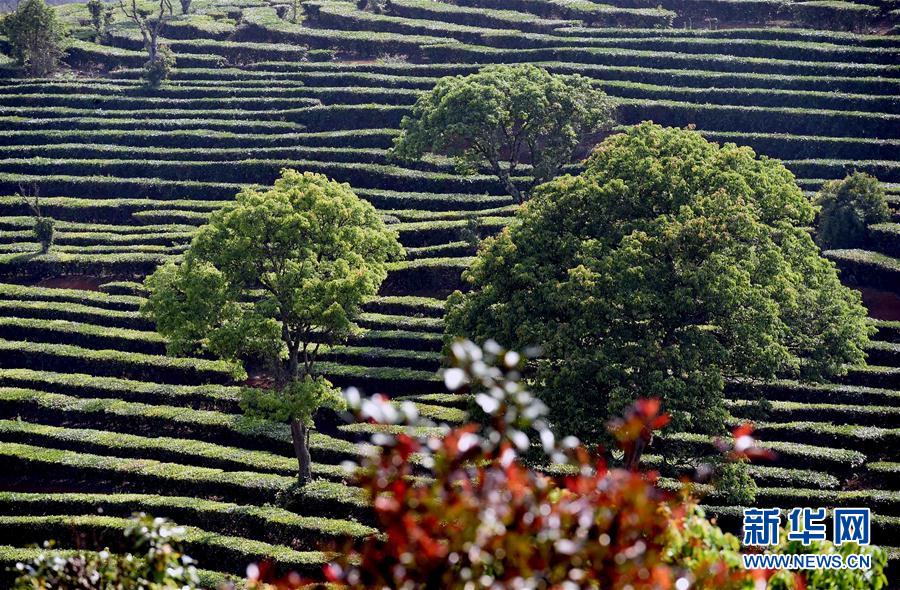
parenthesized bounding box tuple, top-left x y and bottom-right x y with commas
(391, 64, 616, 203)
(143, 169, 404, 484)
(446, 123, 872, 445)
(1, 0, 65, 76)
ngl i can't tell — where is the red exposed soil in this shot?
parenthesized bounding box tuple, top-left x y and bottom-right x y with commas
(33, 275, 106, 291)
(244, 372, 276, 389)
(859, 287, 900, 321)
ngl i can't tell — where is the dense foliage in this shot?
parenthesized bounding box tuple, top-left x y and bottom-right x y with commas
(815, 172, 890, 250)
(142, 169, 403, 482)
(13, 513, 200, 590)
(446, 123, 872, 445)
(391, 64, 616, 202)
(32, 217, 55, 253)
(249, 341, 887, 590)
(0, 0, 65, 76)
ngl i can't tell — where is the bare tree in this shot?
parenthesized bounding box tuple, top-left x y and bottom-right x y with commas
(119, 0, 172, 62)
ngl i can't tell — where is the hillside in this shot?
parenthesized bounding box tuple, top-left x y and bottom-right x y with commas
(0, 0, 899, 584)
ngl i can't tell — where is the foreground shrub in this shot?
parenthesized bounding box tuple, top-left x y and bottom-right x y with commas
(0, 0, 65, 76)
(248, 340, 887, 590)
(815, 172, 890, 250)
(446, 122, 873, 447)
(666, 503, 888, 590)
(12, 513, 200, 589)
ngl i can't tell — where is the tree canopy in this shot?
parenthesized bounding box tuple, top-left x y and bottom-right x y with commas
(815, 171, 889, 250)
(445, 123, 872, 444)
(1, 0, 65, 76)
(391, 64, 616, 203)
(142, 169, 403, 483)
(143, 169, 403, 378)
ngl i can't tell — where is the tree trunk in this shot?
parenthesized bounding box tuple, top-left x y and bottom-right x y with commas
(504, 178, 524, 204)
(285, 330, 311, 484)
(287, 346, 300, 381)
(623, 434, 650, 471)
(490, 162, 524, 204)
(291, 419, 313, 485)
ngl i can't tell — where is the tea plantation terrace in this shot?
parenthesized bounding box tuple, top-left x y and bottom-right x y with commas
(0, 0, 899, 584)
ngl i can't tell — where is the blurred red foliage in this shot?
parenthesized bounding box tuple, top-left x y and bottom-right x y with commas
(249, 341, 794, 590)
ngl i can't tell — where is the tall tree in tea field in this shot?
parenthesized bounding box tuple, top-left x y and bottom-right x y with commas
(391, 64, 616, 203)
(446, 122, 872, 447)
(142, 169, 404, 484)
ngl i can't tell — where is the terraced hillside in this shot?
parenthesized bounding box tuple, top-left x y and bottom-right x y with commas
(0, 0, 899, 584)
